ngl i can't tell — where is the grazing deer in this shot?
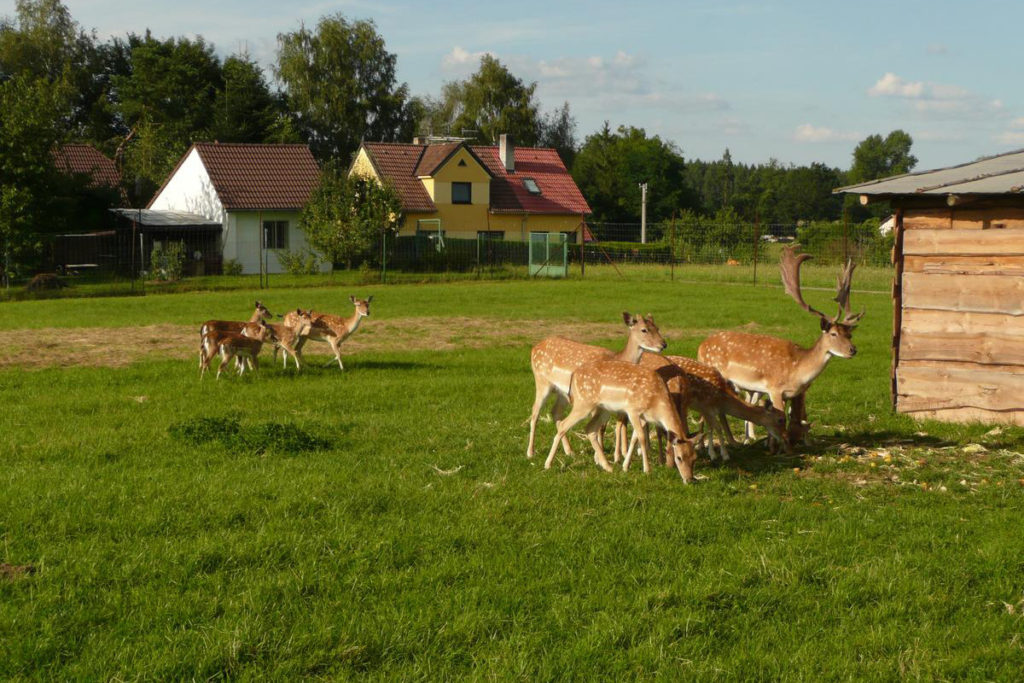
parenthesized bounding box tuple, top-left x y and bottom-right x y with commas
(200, 321, 278, 379)
(198, 301, 273, 367)
(664, 355, 789, 458)
(698, 244, 863, 444)
(544, 359, 701, 482)
(527, 313, 666, 459)
(286, 296, 372, 370)
(266, 309, 314, 370)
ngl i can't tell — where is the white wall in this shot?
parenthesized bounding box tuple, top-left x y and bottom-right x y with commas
(149, 148, 225, 222)
(230, 211, 330, 274)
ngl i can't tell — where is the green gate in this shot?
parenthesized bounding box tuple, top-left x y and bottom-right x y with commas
(529, 232, 568, 277)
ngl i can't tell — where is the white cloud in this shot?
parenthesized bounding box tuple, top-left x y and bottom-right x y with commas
(996, 131, 1024, 146)
(792, 124, 859, 143)
(441, 46, 493, 71)
(927, 43, 949, 55)
(1010, 117, 1024, 129)
(869, 73, 925, 98)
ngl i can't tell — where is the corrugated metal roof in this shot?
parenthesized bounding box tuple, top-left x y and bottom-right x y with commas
(110, 208, 221, 228)
(836, 148, 1024, 196)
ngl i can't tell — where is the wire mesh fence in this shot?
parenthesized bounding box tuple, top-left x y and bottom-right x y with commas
(2, 216, 894, 299)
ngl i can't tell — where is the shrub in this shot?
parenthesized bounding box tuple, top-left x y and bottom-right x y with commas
(276, 248, 321, 275)
(223, 259, 244, 276)
(149, 241, 186, 281)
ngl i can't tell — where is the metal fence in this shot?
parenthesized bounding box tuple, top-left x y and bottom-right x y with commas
(2, 217, 893, 299)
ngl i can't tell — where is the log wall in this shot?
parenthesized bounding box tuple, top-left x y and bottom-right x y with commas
(895, 204, 1024, 426)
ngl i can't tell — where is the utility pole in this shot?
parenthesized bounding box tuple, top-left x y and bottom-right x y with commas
(639, 182, 648, 244)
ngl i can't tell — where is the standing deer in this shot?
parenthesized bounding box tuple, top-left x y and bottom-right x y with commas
(266, 309, 314, 370)
(544, 359, 701, 482)
(198, 301, 273, 368)
(527, 313, 666, 460)
(286, 296, 372, 370)
(200, 321, 278, 379)
(698, 244, 863, 444)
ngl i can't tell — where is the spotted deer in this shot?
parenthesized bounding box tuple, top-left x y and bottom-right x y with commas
(285, 296, 372, 370)
(527, 313, 666, 460)
(200, 321, 278, 379)
(698, 244, 863, 444)
(544, 359, 701, 482)
(266, 309, 314, 370)
(198, 301, 273, 367)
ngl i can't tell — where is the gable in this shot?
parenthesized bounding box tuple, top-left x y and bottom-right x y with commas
(431, 146, 491, 183)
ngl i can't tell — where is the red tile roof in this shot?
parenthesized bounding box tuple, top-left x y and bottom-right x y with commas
(361, 142, 436, 212)
(472, 145, 591, 215)
(360, 141, 590, 216)
(149, 143, 320, 210)
(195, 143, 320, 210)
(53, 144, 120, 188)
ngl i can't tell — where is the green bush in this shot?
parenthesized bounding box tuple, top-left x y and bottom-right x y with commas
(276, 248, 321, 275)
(222, 258, 244, 276)
(149, 241, 186, 281)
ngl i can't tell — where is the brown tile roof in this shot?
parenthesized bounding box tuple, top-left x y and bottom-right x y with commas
(361, 142, 436, 212)
(195, 143, 319, 210)
(149, 143, 320, 210)
(360, 141, 590, 216)
(53, 144, 120, 188)
(473, 145, 591, 216)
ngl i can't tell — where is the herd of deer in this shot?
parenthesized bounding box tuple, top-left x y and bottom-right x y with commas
(197, 296, 373, 378)
(527, 245, 864, 484)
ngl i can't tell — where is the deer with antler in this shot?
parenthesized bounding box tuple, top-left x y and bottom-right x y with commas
(698, 244, 863, 445)
(527, 313, 666, 460)
(544, 359, 702, 482)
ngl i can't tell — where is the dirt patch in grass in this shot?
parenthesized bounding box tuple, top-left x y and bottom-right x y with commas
(0, 318, 718, 370)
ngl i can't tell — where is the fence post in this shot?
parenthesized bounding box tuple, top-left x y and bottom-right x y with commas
(380, 230, 387, 284)
(579, 219, 585, 278)
(669, 212, 676, 281)
(752, 211, 761, 286)
(843, 207, 849, 263)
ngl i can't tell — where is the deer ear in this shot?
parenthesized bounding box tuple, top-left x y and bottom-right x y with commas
(367, 295, 374, 303)
(819, 317, 831, 332)
(623, 311, 636, 327)
(349, 295, 357, 304)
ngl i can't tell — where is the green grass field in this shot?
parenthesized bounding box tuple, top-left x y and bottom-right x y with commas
(2, 278, 1023, 679)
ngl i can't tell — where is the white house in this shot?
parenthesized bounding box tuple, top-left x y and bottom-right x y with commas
(147, 143, 327, 274)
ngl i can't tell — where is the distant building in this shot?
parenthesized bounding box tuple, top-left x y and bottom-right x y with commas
(351, 135, 591, 242)
(147, 143, 326, 274)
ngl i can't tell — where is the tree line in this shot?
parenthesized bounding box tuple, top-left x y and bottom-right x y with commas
(1, 0, 917, 279)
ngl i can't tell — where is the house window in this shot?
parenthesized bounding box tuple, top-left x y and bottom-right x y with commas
(263, 220, 288, 249)
(522, 178, 541, 195)
(452, 182, 472, 204)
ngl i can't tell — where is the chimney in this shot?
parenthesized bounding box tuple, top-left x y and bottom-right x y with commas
(499, 134, 514, 173)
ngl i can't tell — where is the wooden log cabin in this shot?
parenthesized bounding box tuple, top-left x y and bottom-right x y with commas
(838, 150, 1024, 426)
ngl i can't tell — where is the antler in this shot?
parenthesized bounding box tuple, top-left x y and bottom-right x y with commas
(779, 244, 828, 321)
(834, 259, 865, 326)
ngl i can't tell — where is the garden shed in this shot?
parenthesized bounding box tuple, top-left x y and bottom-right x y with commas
(838, 149, 1024, 426)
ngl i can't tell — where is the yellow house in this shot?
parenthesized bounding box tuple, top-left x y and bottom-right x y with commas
(351, 135, 591, 242)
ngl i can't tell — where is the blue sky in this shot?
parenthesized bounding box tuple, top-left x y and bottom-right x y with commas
(11, 1, 1024, 169)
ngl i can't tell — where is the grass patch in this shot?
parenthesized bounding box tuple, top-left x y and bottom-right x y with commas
(0, 278, 1022, 678)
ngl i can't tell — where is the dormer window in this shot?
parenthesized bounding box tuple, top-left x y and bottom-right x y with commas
(522, 178, 541, 195)
(452, 182, 471, 204)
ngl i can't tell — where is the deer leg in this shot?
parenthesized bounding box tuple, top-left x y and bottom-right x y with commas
(545, 402, 593, 470)
(708, 409, 729, 461)
(787, 393, 808, 446)
(527, 382, 554, 459)
(584, 409, 614, 472)
(631, 412, 651, 474)
(744, 391, 763, 442)
(217, 349, 232, 379)
(551, 393, 575, 456)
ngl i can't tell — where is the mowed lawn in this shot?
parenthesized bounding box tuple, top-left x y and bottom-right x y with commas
(1, 278, 1023, 679)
